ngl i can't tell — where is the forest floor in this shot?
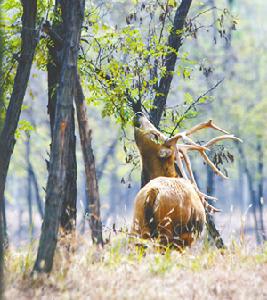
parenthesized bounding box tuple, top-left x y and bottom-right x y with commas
(4, 232, 267, 300)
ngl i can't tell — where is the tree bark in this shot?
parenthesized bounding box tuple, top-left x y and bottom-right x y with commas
(26, 135, 33, 238)
(46, 11, 77, 233)
(0, 0, 38, 204)
(44, 12, 102, 242)
(150, 0, 192, 127)
(75, 79, 103, 245)
(59, 108, 77, 232)
(0, 2, 38, 275)
(33, 0, 85, 273)
(257, 140, 266, 241)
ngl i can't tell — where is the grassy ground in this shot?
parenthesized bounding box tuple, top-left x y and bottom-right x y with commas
(4, 233, 267, 300)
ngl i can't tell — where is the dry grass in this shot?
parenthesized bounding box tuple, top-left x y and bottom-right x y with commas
(4, 232, 267, 300)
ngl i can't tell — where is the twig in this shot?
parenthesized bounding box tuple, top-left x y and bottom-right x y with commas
(191, 6, 217, 22)
(169, 78, 224, 137)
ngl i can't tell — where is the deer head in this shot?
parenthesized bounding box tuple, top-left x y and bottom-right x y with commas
(134, 114, 179, 185)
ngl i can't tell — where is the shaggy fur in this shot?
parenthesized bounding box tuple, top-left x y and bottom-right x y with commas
(131, 177, 206, 249)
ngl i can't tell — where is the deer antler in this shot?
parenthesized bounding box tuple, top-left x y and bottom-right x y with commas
(174, 147, 188, 180)
(204, 134, 243, 148)
(185, 119, 230, 135)
(180, 134, 242, 179)
(171, 120, 242, 213)
(165, 119, 232, 146)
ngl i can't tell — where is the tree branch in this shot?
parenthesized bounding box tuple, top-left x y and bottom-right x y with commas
(150, 0, 192, 128)
(170, 78, 224, 136)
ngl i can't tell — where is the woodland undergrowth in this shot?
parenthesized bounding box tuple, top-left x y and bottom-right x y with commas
(4, 231, 267, 300)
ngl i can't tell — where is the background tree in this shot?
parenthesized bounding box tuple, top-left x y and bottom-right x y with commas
(44, 3, 77, 233)
(33, 0, 85, 273)
(0, 0, 38, 248)
(0, 0, 4, 295)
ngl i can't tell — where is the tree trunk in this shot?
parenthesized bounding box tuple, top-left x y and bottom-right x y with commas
(238, 160, 245, 212)
(257, 140, 266, 241)
(97, 138, 117, 180)
(207, 158, 215, 219)
(0, 199, 3, 298)
(1, 199, 7, 247)
(33, 0, 85, 273)
(0, 9, 4, 296)
(46, 10, 77, 233)
(238, 144, 261, 244)
(0, 0, 38, 207)
(75, 79, 103, 245)
(150, 0, 192, 127)
(80, 179, 89, 234)
(206, 156, 225, 248)
(207, 161, 215, 197)
(28, 163, 44, 220)
(0, 3, 38, 280)
(60, 108, 77, 232)
(26, 134, 33, 238)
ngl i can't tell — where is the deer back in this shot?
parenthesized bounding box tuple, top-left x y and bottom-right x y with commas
(131, 177, 206, 248)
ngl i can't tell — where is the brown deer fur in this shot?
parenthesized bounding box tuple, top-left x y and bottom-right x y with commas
(131, 177, 206, 248)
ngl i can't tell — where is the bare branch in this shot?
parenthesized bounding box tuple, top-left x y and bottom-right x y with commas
(170, 78, 224, 136)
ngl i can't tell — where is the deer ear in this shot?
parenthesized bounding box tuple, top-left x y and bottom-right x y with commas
(164, 136, 180, 147)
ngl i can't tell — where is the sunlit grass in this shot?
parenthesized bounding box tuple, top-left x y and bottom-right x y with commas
(3, 232, 267, 299)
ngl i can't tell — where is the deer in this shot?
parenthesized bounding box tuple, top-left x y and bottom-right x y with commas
(131, 113, 242, 249)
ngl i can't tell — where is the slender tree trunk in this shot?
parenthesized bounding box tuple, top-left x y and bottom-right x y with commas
(46, 10, 77, 233)
(257, 140, 266, 241)
(1, 199, 7, 247)
(26, 135, 33, 238)
(0, 0, 38, 210)
(238, 144, 261, 244)
(33, 0, 85, 273)
(28, 163, 44, 219)
(75, 79, 103, 245)
(80, 179, 89, 234)
(0, 200, 3, 299)
(60, 108, 77, 232)
(238, 160, 245, 211)
(207, 160, 215, 197)
(97, 138, 118, 180)
(107, 166, 118, 221)
(207, 157, 215, 216)
(249, 186, 261, 244)
(0, 6, 4, 294)
(206, 155, 225, 248)
(0, 3, 38, 288)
